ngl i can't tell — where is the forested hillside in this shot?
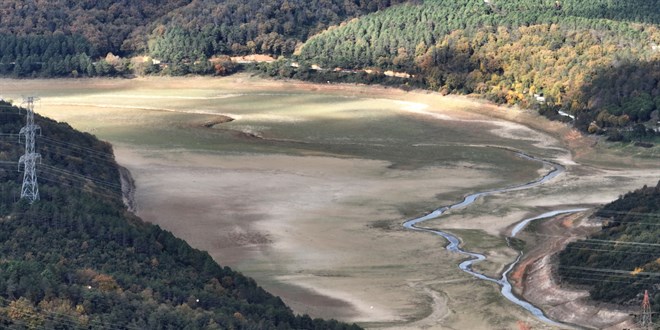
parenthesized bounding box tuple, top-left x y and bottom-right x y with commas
(0, 0, 191, 55)
(148, 0, 408, 58)
(0, 0, 191, 77)
(295, 0, 660, 138)
(0, 101, 360, 329)
(558, 182, 660, 314)
(0, 0, 406, 77)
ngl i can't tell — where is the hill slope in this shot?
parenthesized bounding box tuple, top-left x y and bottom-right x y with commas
(0, 0, 405, 62)
(148, 0, 409, 57)
(0, 0, 407, 75)
(295, 0, 660, 137)
(0, 100, 360, 329)
(0, 0, 192, 55)
(558, 181, 660, 314)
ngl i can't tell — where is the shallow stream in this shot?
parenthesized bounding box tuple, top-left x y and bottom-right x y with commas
(403, 151, 586, 327)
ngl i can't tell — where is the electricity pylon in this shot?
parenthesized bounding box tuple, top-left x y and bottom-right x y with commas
(18, 96, 41, 203)
(640, 290, 653, 329)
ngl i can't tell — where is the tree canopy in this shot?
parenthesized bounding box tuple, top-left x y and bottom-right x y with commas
(295, 0, 660, 136)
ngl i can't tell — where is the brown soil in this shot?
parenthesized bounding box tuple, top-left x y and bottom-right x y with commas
(230, 54, 276, 63)
(513, 213, 637, 329)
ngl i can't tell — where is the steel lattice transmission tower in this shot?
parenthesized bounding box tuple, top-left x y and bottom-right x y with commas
(640, 289, 653, 329)
(18, 96, 41, 203)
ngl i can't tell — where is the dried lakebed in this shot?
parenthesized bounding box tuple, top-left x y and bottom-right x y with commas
(4, 76, 658, 328)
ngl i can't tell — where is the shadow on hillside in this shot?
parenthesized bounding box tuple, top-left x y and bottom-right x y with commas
(566, 0, 660, 25)
(575, 59, 660, 131)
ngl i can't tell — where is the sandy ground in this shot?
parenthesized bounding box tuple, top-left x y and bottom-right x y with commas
(2, 75, 658, 329)
(113, 148, 501, 323)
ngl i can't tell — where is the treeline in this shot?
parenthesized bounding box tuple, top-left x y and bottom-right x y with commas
(0, 34, 88, 77)
(0, 0, 408, 62)
(0, 34, 140, 77)
(0, 0, 191, 56)
(0, 0, 408, 77)
(295, 0, 660, 136)
(557, 181, 660, 313)
(0, 101, 361, 329)
(298, 0, 657, 71)
(149, 0, 409, 57)
(255, 60, 420, 89)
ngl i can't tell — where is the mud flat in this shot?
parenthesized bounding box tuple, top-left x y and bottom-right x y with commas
(1, 75, 658, 329)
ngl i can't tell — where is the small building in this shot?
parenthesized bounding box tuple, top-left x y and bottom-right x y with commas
(534, 94, 546, 103)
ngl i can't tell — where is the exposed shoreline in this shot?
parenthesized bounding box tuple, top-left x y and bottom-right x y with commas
(118, 164, 137, 213)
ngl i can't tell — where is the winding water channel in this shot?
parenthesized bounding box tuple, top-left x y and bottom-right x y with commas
(403, 151, 587, 327)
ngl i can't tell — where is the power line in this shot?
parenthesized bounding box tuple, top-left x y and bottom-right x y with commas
(558, 275, 652, 285)
(39, 164, 121, 190)
(38, 146, 116, 167)
(558, 269, 659, 280)
(2, 133, 119, 166)
(560, 245, 659, 256)
(572, 238, 660, 248)
(37, 135, 115, 159)
(526, 233, 660, 251)
(0, 294, 141, 330)
(0, 163, 124, 201)
(38, 173, 123, 201)
(596, 210, 660, 218)
(559, 266, 660, 278)
(524, 228, 660, 242)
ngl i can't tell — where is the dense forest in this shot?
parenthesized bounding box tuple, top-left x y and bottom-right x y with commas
(294, 0, 660, 139)
(558, 181, 660, 315)
(0, 34, 105, 77)
(0, 101, 360, 329)
(0, 0, 191, 55)
(148, 0, 409, 57)
(0, 0, 406, 77)
(0, 0, 659, 137)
